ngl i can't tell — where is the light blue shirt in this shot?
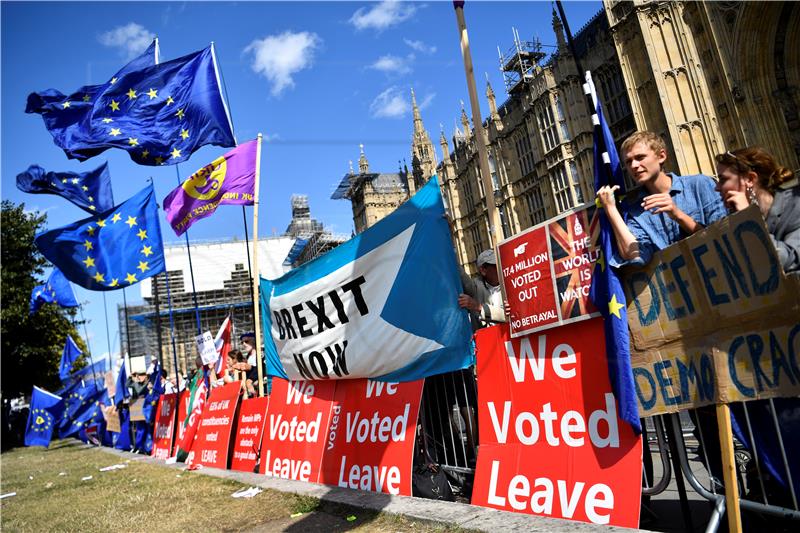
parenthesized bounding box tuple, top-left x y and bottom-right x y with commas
(611, 173, 727, 267)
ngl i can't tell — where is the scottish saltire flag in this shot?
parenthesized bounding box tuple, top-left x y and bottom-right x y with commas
(163, 140, 257, 236)
(25, 386, 65, 447)
(260, 176, 472, 382)
(29, 268, 78, 315)
(59, 335, 82, 381)
(34, 184, 165, 291)
(16, 163, 114, 214)
(26, 43, 235, 166)
(585, 72, 640, 434)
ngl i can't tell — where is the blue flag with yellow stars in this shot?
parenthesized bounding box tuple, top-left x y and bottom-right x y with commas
(59, 335, 82, 381)
(26, 43, 235, 166)
(16, 163, 114, 214)
(61, 385, 107, 437)
(585, 73, 640, 434)
(29, 267, 79, 315)
(25, 386, 65, 447)
(34, 184, 165, 291)
(58, 380, 97, 433)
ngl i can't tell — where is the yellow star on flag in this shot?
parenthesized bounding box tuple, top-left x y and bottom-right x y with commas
(110, 77, 118, 85)
(93, 272, 105, 283)
(71, 178, 79, 184)
(125, 273, 138, 284)
(111, 213, 122, 223)
(180, 129, 189, 140)
(128, 137, 139, 146)
(165, 96, 174, 105)
(83, 240, 93, 251)
(97, 219, 106, 228)
(61, 101, 71, 109)
(86, 226, 95, 236)
(141, 149, 150, 159)
(597, 250, 606, 272)
(608, 294, 625, 319)
(126, 88, 137, 100)
(88, 196, 94, 202)
(154, 156, 164, 165)
(62, 178, 68, 184)
(109, 99, 120, 111)
(141, 245, 153, 257)
(137, 261, 149, 273)
(126, 216, 138, 228)
(82, 256, 95, 268)
(109, 278, 119, 287)
(102, 118, 113, 124)
(82, 94, 91, 102)
(136, 229, 147, 240)
(147, 88, 158, 99)
(175, 108, 185, 120)
(171, 147, 182, 159)
(82, 185, 88, 191)
(110, 128, 121, 137)
(89, 205, 96, 211)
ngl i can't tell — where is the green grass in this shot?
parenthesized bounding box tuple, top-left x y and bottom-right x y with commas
(1, 440, 473, 533)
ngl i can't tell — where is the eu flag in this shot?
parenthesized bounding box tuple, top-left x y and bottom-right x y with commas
(16, 162, 114, 214)
(585, 72, 640, 434)
(34, 184, 165, 291)
(26, 43, 235, 166)
(25, 386, 65, 447)
(59, 335, 82, 381)
(29, 267, 78, 315)
(58, 380, 98, 433)
(114, 363, 129, 406)
(61, 385, 107, 437)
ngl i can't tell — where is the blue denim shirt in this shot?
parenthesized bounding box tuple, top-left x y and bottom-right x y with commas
(610, 173, 727, 267)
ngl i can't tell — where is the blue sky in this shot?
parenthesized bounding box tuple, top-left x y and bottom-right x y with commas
(1, 1, 601, 364)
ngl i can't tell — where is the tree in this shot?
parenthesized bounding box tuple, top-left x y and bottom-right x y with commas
(1, 200, 86, 397)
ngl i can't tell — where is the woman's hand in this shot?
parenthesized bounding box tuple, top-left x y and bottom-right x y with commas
(724, 190, 749, 212)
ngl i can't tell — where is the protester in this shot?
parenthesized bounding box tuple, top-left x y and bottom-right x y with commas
(224, 350, 245, 384)
(235, 333, 258, 396)
(597, 131, 727, 266)
(457, 249, 506, 327)
(714, 147, 800, 274)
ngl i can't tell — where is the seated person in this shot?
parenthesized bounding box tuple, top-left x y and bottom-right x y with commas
(597, 131, 727, 266)
(715, 147, 800, 274)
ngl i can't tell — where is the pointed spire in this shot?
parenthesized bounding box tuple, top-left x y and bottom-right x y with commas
(552, 6, 567, 52)
(439, 123, 450, 159)
(486, 78, 498, 118)
(411, 87, 423, 130)
(460, 100, 471, 141)
(358, 143, 369, 174)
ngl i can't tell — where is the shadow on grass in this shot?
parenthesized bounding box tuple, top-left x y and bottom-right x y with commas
(284, 490, 392, 532)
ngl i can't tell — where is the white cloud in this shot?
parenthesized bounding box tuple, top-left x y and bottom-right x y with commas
(98, 23, 155, 60)
(370, 86, 410, 118)
(350, 1, 417, 31)
(404, 38, 436, 54)
(244, 31, 321, 97)
(369, 54, 412, 75)
(263, 133, 280, 142)
(419, 92, 436, 109)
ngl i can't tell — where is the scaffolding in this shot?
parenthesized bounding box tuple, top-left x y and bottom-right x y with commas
(497, 27, 546, 95)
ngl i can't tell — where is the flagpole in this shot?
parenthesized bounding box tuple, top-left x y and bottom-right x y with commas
(452, 1, 507, 298)
(251, 133, 265, 397)
(174, 165, 203, 335)
(78, 304, 99, 383)
(122, 287, 133, 360)
(151, 276, 165, 368)
(241, 206, 257, 335)
(102, 293, 113, 371)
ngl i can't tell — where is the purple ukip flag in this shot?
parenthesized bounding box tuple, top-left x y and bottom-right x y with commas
(163, 139, 257, 236)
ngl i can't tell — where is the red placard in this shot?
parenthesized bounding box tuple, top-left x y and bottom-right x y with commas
(191, 381, 240, 469)
(231, 396, 269, 473)
(151, 393, 177, 460)
(319, 379, 423, 495)
(259, 378, 335, 482)
(499, 205, 600, 337)
(173, 389, 189, 455)
(472, 318, 641, 528)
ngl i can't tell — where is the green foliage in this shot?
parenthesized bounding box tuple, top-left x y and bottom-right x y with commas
(1, 200, 86, 397)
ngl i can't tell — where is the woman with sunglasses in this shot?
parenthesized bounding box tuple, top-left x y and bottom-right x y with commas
(715, 147, 800, 274)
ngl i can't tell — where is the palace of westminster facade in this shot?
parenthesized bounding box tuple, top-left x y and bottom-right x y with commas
(333, 1, 800, 275)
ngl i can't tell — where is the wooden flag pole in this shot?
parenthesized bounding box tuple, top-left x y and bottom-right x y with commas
(716, 404, 743, 532)
(251, 133, 265, 397)
(453, 2, 506, 300)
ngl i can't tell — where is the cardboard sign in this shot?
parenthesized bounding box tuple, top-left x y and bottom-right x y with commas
(319, 379, 423, 495)
(499, 205, 600, 337)
(196, 331, 218, 365)
(102, 405, 121, 433)
(623, 207, 800, 416)
(104, 371, 116, 398)
(191, 381, 240, 469)
(129, 398, 146, 422)
(472, 319, 642, 527)
(259, 378, 335, 482)
(231, 396, 269, 473)
(151, 393, 177, 460)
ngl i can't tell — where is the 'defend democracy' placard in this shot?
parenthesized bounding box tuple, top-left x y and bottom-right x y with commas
(623, 207, 800, 416)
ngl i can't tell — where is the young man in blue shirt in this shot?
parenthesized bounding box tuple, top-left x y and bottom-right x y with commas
(596, 131, 727, 266)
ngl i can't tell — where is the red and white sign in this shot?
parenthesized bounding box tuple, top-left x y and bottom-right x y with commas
(472, 318, 641, 527)
(191, 381, 240, 469)
(151, 393, 177, 460)
(231, 396, 269, 473)
(173, 389, 189, 455)
(259, 378, 335, 482)
(499, 205, 600, 337)
(320, 379, 423, 495)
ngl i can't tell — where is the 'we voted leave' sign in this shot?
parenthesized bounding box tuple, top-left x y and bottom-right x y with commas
(259, 177, 472, 382)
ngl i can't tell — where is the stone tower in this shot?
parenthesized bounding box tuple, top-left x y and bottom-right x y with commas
(410, 88, 438, 195)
